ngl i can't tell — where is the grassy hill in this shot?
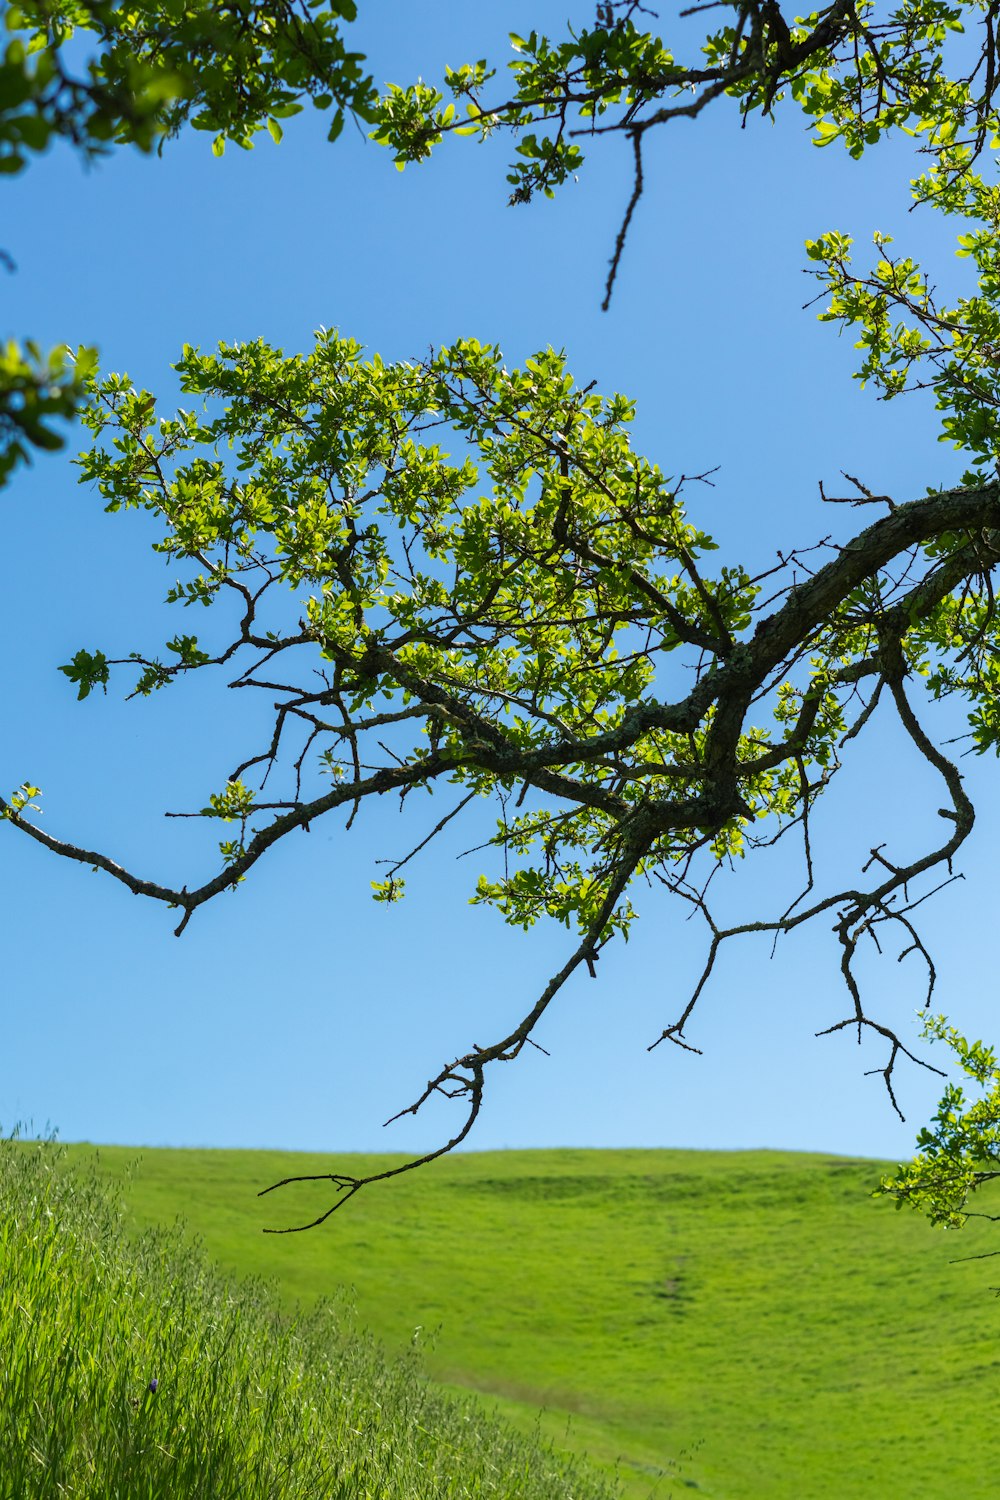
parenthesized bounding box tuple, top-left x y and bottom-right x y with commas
(2, 1137, 613, 1500)
(68, 1144, 1000, 1500)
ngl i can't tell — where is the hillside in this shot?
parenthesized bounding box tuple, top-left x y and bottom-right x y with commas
(3, 1137, 611, 1500)
(69, 1145, 1000, 1499)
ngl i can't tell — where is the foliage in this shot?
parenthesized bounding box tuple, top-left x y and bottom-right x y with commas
(807, 162, 1000, 493)
(78, 1141, 1000, 1500)
(372, 0, 981, 182)
(0, 339, 93, 484)
(2, 0, 373, 164)
(5, 0, 998, 471)
(0, 1132, 616, 1500)
(879, 1016, 1000, 1226)
(371, 0, 1000, 302)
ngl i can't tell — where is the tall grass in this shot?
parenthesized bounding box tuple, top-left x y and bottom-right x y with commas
(0, 1136, 617, 1500)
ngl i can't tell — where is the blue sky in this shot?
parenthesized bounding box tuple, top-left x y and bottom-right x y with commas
(1, 3, 994, 1170)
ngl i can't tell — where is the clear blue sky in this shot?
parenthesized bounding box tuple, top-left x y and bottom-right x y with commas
(1, 3, 993, 1167)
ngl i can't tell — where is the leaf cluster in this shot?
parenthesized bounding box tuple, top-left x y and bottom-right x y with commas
(3, 0, 373, 162)
(370, 0, 984, 204)
(0, 340, 93, 483)
(879, 1015, 1000, 1227)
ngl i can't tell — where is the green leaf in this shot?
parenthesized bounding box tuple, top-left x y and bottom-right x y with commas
(58, 648, 110, 701)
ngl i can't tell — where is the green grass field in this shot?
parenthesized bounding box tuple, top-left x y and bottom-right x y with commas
(2, 1139, 614, 1500)
(65, 1144, 1000, 1500)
